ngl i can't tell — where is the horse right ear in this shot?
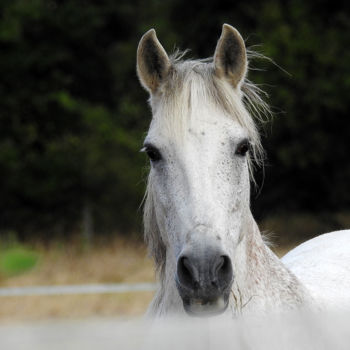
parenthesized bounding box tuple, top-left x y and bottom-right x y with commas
(214, 24, 247, 89)
(137, 29, 171, 94)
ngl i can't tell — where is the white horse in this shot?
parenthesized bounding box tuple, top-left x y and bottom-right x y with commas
(136, 24, 350, 317)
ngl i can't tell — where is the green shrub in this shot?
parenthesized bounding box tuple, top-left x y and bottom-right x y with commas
(0, 247, 39, 276)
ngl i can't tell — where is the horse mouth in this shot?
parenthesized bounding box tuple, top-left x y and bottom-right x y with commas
(182, 296, 229, 317)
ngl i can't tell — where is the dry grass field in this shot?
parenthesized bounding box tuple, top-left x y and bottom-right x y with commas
(0, 237, 155, 323)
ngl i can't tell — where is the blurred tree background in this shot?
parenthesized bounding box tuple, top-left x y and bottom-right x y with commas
(0, 0, 349, 240)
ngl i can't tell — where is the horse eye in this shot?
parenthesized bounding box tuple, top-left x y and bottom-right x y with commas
(142, 145, 162, 162)
(235, 141, 250, 156)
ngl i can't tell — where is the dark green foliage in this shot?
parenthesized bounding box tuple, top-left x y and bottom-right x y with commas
(0, 0, 349, 238)
(251, 1, 350, 217)
(0, 0, 150, 236)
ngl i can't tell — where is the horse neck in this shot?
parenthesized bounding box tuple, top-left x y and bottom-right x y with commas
(230, 213, 312, 314)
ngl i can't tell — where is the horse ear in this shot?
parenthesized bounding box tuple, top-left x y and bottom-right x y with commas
(137, 29, 171, 94)
(214, 24, 247, 88)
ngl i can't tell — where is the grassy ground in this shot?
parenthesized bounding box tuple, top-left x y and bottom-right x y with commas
(0, 238, 154, 287)
(1, 212, 349, 323)
(0, 237, 155, 323)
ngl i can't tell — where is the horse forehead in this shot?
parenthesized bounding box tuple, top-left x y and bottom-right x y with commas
(148, 113, 247, 148)
(188, 116, 246, 140)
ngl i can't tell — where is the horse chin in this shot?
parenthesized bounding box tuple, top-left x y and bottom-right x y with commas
(182, 296, 229, 317)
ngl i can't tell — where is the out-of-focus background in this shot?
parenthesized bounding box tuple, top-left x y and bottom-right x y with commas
(0, 0, 349, 322)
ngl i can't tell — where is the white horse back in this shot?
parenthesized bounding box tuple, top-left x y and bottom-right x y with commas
(282, 230, 350, 309)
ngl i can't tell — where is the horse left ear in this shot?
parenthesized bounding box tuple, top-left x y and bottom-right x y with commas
(137, 29, 171, 94)
(214, 24, 247, 88)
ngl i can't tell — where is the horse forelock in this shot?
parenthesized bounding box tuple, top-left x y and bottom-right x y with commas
(143, 50, 270, 275)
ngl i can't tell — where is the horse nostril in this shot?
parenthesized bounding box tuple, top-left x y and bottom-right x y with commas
(213, 255, 232, 289)
(177, 256, 199, 290)
(215, 256, 225, 275)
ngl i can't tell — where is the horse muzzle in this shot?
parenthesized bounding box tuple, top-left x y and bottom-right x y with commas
(175, 246, 233, 317)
